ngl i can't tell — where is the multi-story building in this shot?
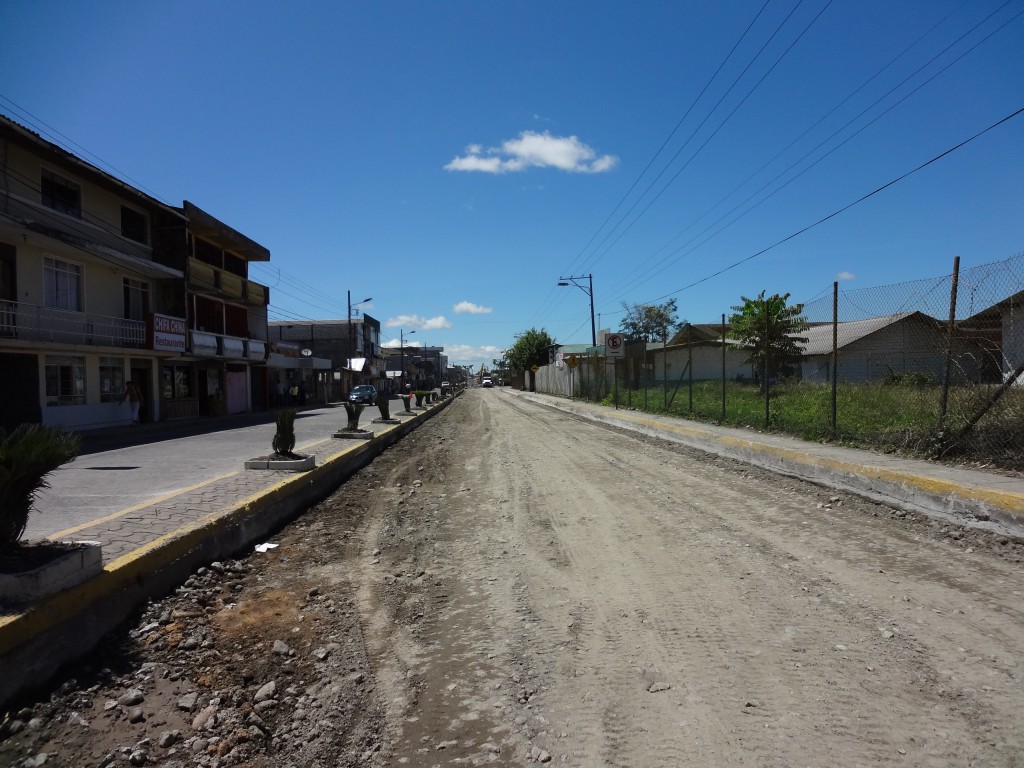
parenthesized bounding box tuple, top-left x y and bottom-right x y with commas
(383, 344, 447, 391)
(0, 115, 276, 431)
(0, 115, 188, 431)
(268, 314, 383, 401)
(170, 201, 272, 418)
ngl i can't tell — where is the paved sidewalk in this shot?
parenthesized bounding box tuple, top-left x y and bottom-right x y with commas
(1, 397, 448, 706)
(32, 402, 419, 563)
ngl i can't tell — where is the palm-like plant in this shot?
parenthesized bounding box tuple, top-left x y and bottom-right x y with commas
(272, 409, 297, 457)
(0, 425, 80, 552)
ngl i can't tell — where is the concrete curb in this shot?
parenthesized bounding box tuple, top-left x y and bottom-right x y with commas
(0, 394, 456, 707)
(510, 390, 1024, 537)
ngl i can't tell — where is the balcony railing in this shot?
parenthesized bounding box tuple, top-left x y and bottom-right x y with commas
(0, 300, 146, 348)
(187, 258, 269, 306)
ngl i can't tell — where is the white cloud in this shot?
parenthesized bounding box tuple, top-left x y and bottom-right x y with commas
(453, 301, 492, 315)
(445, 130, 617, 174)
(381, 338, 420, 349)
(837, 271, 855, 281)
(444, 344, 506, 369)
(384, 314, 453, 331)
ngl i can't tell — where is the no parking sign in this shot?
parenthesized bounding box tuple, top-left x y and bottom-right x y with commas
(605, 333, 625, 358)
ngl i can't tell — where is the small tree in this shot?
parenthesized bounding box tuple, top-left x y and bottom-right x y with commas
(272, 408, 297, 457)
(620, 299, 683, 343)
(507, 328, 557, 391)
(0, 425, 80, 552)
(729, 291, 807, 426)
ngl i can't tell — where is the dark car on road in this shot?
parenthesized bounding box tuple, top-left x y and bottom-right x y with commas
(347, 385, 378, 405)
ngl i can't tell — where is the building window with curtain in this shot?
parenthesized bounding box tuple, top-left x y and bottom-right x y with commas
(45, 355, 86, 405)
(123, 277, 150, 321)
(43, 256, 83, 312)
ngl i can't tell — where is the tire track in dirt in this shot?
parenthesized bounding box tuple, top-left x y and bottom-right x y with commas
(477, 392, 1018, 766)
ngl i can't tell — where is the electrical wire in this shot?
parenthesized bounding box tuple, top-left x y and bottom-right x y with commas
(606, 0, 1021, 305)
(644, 105, 1024, 304)
(606, 0, 1024, 307)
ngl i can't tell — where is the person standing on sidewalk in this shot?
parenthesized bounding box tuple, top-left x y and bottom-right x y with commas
(119, 380, 143, 424)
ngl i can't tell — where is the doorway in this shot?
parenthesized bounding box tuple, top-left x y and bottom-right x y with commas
(130, 362, 150, 424)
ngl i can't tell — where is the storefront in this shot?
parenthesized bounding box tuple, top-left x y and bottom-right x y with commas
(267, 341, 331, 406)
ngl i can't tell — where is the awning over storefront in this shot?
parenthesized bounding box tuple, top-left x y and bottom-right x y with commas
(266, 353, 331, 369)
(191, 331, 218, 356)
(246, 340, 266, 361)
(222, 337, 245, 359)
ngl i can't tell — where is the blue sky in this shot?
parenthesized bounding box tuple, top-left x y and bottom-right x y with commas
(2, 1, 1022, 370)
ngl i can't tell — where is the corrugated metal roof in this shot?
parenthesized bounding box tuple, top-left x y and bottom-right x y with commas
(797, 312, 922, 356)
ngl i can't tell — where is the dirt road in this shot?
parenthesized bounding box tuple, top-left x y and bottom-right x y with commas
(3, 389, 1023, 767)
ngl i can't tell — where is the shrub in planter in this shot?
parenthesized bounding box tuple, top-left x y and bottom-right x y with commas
(414, 391, 426, 407)
(272, 408, 297, 457)
(0, 425, 80, 553)
(343, 402, 365, 430)
(398, 394, 412, 412)
(376, 392, 391, 420)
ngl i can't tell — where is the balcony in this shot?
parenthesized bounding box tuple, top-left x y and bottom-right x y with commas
(0, 300, 146, 348)
(187, 258, 269, 306)
(189, 330, 267, 361)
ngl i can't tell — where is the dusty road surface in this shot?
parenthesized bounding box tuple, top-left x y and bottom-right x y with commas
(2, 389, 1024, 767)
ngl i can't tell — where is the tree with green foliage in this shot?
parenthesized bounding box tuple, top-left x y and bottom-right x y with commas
(620, 299, 683, 343)
(507, 328, 557, 389)
(728, 291, 808, 390)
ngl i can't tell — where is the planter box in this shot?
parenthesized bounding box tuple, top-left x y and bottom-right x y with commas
(244, 454, 315, 471)
(0, 541, 103, 604)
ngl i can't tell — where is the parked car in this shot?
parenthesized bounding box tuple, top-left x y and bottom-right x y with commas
(347, 384, 378, 405)
(441, 381, 450, 388)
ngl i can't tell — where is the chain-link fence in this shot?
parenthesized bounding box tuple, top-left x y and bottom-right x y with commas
(534, 252, 1024, 471)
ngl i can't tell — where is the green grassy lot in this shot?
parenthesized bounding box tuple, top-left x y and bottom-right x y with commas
(597, 379, 1024, 471)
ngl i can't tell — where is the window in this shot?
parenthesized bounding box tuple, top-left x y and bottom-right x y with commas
(123, 277, 150, 321)
(194, 237, 222, 268)
(43, 257, 82, 311)
(41, 169, 81, 218)
(223, 251, 247, 277)
(121, 206, 148, 244)
(45, 355, 86, 405)
(162, 364, 190, 398)
(99, 356, 125, 402)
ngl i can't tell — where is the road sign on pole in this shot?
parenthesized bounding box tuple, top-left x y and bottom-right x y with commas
(605, 333, 625, 358)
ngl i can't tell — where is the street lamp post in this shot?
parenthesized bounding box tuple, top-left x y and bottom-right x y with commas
(347, 290, 372, 388)
(400, 329, 415, 391)
(557, 274, 596, 347)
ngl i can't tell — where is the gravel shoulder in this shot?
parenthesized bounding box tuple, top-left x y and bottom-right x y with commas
(2, 390, 1023, 767)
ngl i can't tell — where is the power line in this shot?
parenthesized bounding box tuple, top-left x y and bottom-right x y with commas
(0, 96, 175, 206)
(560, 0, 774, 279)
(529, 0, 782, 334)
(574, 0, 826, 278)
(609, 0, 983, 299)
(583, 0, 835, 277)
(647, 105, 1024, 304)
(606, 0, 1023, 305)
